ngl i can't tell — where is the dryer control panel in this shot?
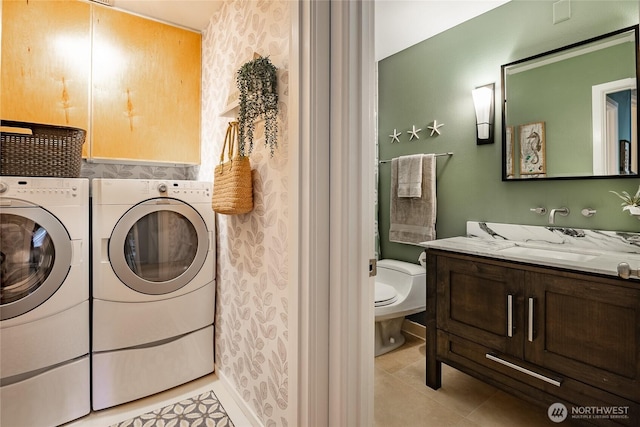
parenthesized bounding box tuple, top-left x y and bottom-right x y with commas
(159, 180, 212, 201)
(92, 179, 212, 205)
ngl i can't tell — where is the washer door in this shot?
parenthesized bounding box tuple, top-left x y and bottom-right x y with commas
(108, 198, 209, 295)
(0, 202, 72, 320)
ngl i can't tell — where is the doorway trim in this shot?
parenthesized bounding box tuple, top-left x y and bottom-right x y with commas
(592, 77, 635, 175)
(290, 1, 376, 425)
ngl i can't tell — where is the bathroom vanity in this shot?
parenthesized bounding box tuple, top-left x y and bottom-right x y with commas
(422, 222, 640, 426)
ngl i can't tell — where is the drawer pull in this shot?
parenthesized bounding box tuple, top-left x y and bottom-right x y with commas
(486, 353, 562, 387)
(507, 294, 513, 338)
(528, 297, 535, 342)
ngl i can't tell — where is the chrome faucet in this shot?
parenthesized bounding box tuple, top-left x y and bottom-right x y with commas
(548, 207, 569, 225)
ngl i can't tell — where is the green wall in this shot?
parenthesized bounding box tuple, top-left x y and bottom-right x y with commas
(378, 0, 640, 264)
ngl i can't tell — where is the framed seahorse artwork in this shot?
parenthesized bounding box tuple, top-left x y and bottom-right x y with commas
(519, 121, 546, 176)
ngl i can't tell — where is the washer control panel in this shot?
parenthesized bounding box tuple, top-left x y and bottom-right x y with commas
(0, 177, 86, 205)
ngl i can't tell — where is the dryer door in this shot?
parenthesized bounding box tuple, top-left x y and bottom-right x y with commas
(0, 202, 73, 320)
(108, 198, 209, 295)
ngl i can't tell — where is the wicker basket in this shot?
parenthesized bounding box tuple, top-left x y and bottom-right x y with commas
(1, 120, 86, 177)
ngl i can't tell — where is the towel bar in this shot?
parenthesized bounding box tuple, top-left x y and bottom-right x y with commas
(379, 152, 453, 164)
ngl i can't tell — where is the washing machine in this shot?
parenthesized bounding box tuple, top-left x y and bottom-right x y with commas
(0, 176, 90, 426)
(91, 178, 216, 410)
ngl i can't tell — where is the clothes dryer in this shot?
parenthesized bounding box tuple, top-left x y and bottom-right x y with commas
(91, 178, 216, 410)
(0, 176, 90, 426)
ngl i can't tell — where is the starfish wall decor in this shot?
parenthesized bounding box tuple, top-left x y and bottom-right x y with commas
(427, 120, 444, 136)
(388, 120, 445, 143)
(389, 129, 401, 143)
(407, 125, 422, 141)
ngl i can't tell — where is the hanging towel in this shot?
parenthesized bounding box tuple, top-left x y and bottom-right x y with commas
(397, 154, 423, 198)
(389, 154, 436, 244)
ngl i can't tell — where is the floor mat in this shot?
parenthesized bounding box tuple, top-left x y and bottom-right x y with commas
(111, 390, 235, 427)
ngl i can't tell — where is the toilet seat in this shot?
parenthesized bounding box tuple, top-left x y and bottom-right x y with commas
(375, 283, 398, 307)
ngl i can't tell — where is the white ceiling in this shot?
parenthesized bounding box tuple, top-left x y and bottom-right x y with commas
(111, 0, 224, 31)
(110, 0, 510, 60)
(375, 0, 510, 60)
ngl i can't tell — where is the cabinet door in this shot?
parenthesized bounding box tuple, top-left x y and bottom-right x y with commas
(91, 5, 201, 164)
(525, 271, 640, 403)
(437, 256, 525, 358)
(1, 0, 91, 156)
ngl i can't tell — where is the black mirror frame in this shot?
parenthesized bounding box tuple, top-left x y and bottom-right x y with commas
(501, 24, 640, 182)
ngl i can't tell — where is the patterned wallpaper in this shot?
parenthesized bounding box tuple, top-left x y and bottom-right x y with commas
(201, 1, 290, 426)
(80, 160, 198, 180)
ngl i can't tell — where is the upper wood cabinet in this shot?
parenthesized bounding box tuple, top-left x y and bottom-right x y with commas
(91, 6, 201, 164)
(1, 0, 91, 157)
(1, 1, 202, 165)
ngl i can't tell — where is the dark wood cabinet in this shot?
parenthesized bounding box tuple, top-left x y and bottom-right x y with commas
(437, 256, 525, 358)
(427, 249, 640, 426)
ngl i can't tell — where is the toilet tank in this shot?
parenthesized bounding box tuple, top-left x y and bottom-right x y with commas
(376, 259, 425, 297)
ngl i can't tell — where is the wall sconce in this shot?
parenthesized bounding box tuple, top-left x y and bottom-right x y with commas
(472, 83, 495, 145)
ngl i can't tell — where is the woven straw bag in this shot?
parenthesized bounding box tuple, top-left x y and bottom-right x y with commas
(212, 121, 253, 214)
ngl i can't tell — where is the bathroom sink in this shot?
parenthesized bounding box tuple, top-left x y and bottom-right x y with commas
(498, 246, 597, 263)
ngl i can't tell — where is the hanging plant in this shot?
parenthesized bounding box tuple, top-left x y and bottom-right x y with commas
(236, 55, 278, 156)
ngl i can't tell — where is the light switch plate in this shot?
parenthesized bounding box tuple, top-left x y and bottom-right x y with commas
(553, 0, 571, 24)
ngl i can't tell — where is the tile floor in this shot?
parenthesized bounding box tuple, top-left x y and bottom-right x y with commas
(375, 333, 575, 427)
(64, 373, 252, 427)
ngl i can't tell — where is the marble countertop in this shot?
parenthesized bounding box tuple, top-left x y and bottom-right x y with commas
(419, 222, 640, 282)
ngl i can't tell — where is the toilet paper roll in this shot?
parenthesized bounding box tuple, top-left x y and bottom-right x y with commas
(418, 251, 427, 267)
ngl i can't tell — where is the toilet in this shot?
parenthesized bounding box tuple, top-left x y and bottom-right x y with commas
(375, 259, 426, 357)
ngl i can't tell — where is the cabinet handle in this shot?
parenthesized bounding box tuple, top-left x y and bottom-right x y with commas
(617, 262, 640, 279)
(486, 353, 562, 387)
(507, 294, 513, 338)
(528, 297, 535, 342)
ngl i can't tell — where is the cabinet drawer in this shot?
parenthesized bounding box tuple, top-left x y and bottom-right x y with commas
(438, 330, 563, 393)
(439, 331, 640, 426)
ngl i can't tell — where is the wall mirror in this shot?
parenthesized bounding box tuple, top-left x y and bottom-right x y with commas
(501, 25, 639, 181)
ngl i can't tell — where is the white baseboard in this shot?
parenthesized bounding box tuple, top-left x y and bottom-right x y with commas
(215, 365, 264, 427)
